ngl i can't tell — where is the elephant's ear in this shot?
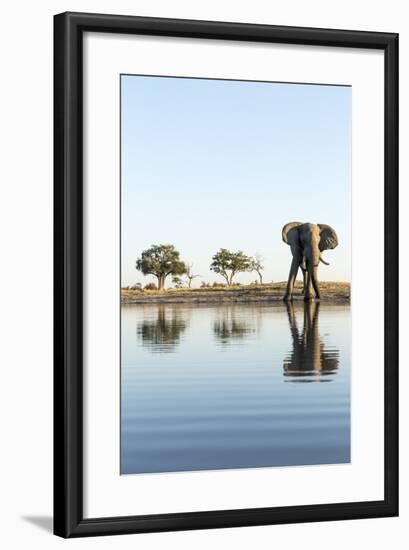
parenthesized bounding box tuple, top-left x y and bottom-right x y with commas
(282, 222, 302, 245)
(318, 224, 338, 251)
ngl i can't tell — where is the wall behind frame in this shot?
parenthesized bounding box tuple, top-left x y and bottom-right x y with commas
(0, 1, 405, 548)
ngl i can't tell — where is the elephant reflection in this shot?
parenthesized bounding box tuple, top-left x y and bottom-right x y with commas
(213, 307, 257, 345)
(283, 301, 339, 382)
(137, 306, 188, 352)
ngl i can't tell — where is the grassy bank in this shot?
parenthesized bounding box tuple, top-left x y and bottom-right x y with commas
(121, 282, 350, 304)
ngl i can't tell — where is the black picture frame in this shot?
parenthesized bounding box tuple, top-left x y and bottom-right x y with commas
(54, 11, 399, 538)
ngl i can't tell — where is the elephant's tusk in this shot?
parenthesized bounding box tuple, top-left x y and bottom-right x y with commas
(319, 255, 330, 266)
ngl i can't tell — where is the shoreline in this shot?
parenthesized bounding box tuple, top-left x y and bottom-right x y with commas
(121, 282, 350, 305)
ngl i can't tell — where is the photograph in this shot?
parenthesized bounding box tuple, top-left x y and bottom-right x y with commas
(52, 10, 398, 539)
(120, 74, 352, 475)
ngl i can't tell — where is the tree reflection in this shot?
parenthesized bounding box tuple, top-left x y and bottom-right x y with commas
(213, 307, 256, 345)
(137, 306, 188, 353)
(283, 301, 339, 382)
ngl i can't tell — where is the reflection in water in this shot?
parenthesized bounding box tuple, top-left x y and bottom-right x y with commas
(213, 307, 256, 345)
(283, 301, 339, 382)
(137, 306, 188, 352)
(122, 303, 350, 474)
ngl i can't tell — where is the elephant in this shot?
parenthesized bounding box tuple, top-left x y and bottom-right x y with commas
(283, 300, 339, 382)
(282, 222, 338, 301)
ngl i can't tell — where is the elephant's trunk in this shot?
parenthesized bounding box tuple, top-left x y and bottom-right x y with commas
(319, 255, 330, 266)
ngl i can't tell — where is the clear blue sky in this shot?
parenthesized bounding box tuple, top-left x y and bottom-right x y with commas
(121, 75, 351, 287)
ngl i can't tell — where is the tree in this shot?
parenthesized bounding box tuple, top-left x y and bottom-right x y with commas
(250, 255, 264, 284)
(184, 264, 200, 288)
(136, 244, 186, 290)
(172, 275, 184, 289)
(210, 249, 251, 286)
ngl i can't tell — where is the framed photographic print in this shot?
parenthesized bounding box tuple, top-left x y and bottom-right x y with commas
(54, 12, 398, 537)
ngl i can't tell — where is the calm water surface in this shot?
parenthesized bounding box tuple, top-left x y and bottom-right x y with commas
(121, 302, 350, 474)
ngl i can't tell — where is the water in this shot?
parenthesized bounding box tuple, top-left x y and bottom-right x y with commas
(121, 302, 350, 475)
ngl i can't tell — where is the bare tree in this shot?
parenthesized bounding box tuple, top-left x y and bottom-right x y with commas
(250, 254, 264, 284)
(184, 264, 200, 288)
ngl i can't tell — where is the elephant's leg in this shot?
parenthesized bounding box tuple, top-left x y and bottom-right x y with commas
(301, 268, 307, 294)
(284, 256, 300, 301)
(304, 271, 313, 300)
(305, 267, 320, 300)
(311, 266, 321, 299)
